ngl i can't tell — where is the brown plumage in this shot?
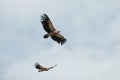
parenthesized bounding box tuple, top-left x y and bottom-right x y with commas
(34, 63, 57, 72)
(40, 13, 67, 45)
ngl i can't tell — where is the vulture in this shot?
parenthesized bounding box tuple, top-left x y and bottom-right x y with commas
(40, 13, 67, 45)
(34, 63, 57, 72)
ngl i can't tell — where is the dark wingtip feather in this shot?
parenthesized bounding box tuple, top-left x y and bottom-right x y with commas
(61, 39, 67, 45)
(42, 13, 48, 17)
(34, 62, 40, 69)
(41, 13, 49, 22)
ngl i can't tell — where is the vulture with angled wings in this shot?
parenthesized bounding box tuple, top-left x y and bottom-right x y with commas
(40, 14, 67, 45)
(34, 63, 57, 72)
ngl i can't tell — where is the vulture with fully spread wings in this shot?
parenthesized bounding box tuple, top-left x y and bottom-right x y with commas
(35, 63, 57, 72)
(40, 14, 67, 45)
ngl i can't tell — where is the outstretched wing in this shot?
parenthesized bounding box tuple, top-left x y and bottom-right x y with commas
(41, 14, 56, 33)
(51, 33, 67, 45)
(48, 64, 57, 70)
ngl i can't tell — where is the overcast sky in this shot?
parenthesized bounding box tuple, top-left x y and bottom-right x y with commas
(0, 0, 120, 80)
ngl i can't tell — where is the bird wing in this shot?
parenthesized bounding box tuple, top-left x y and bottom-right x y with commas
(34, 63, 41, 69)
(34, 63, 47, 69)
(51, 33, 67, 45)
(48, 64, 57, 70)
(41, 14, 56, 33)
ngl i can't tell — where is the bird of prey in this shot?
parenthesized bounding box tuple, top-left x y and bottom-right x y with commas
(34, 63, 57, 72)
(40, 13, 67, 45)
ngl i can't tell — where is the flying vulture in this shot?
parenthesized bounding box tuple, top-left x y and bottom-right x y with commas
(34, 63, 57, 72)
(40, 13, 67, 45)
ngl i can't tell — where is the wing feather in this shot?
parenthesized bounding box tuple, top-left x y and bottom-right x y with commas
(51, 33, 67, 45)
(34, 63, 46, 69)
(41, 14, 56, 33)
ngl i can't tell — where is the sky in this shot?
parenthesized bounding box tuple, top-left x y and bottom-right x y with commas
(0, 0, 120, 80)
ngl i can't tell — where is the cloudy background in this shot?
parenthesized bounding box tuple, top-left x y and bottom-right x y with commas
(0, 0, 120, 80)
